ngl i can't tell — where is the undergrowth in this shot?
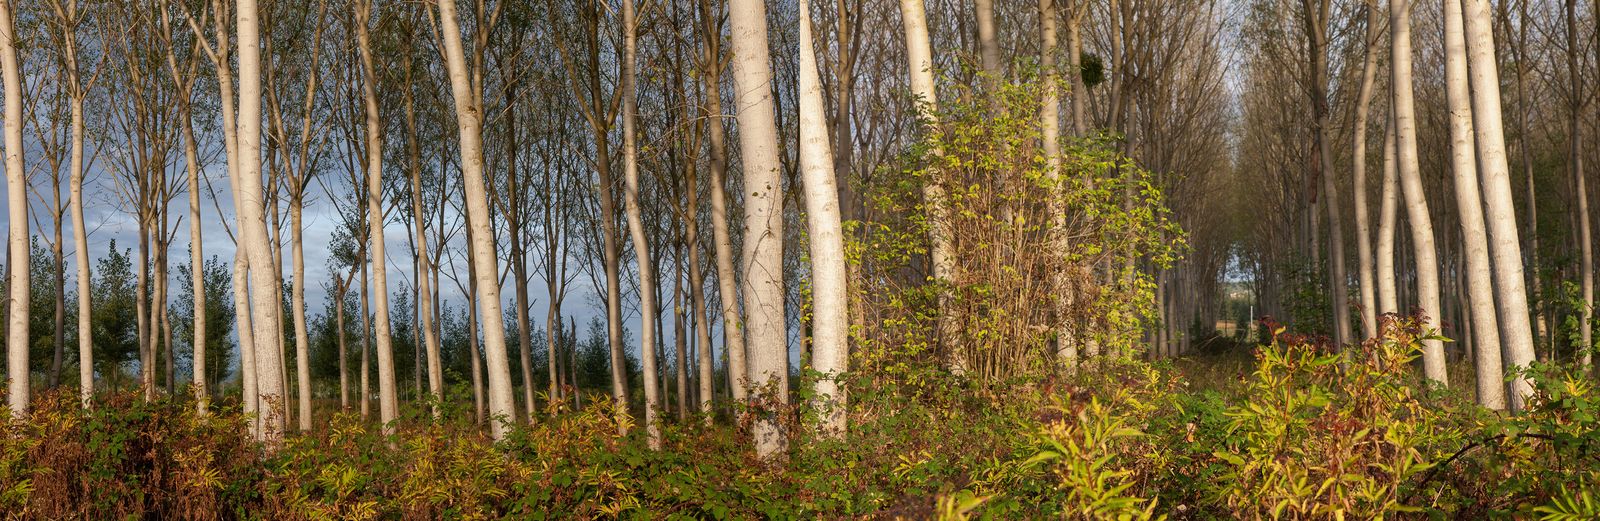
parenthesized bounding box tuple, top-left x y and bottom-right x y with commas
(0, 316, 1596, 519)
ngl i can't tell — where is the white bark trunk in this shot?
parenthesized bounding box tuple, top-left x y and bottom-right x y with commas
(355, 4, 399, 433)
(1462, 0, 1537, 407)
(898, 0, 958, 371)
(1351, 4, 1381, 340)
(1390, 0, 1447, 384)
(701, 38, 747, 403)
(798, 0, 850, 437)
(1377, 122, 1399, 316)
(238, 0, 287, 443)
(620, 0, 663, 448)
(435, 0, 517, 440)
(1444, 0, 1504, 409)
(728, 0, 790, 459)
(1, 0, 29, 417)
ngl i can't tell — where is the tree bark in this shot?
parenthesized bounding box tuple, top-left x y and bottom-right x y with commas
(697, 0, 748, 403)
(897, 0, 958, 371)
(238, 0, 288, 443)
(729, 0, 790, 458)
(1564, 0, 1592, 369)
(402, 52, 444, 417)
(1350, 2, 1381, 339)
(799, 0, 850, 436)
(1, 0, 29, 417)
(1377, 121, 1399, 316)
(1443, 0, 1504, 409)
(355, 2, 399, 434)
(434, 0, 518, 440)
(1463, 0, 1538, 407)
(620, 0, 663, 448)
(1390, 0, 1447, 384)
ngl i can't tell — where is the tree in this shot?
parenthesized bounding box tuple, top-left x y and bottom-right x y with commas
(618, 0, 662, 448)
(1349, 2, 1381, 340)
(896, 0, 958, 370)
(90, 243, 140, 391)
(1389, 0, 1445, 384)
(158, 0, 209, 414)
(2, 0, 32, 416)
(796, 0, 849, 436)
(695, 0, 747, 404)
(432, 0, 517, 441)
(236, 0, 289, 444)
(173, 251, 235, 394)
(42, 0, 97, 409)
(727, 0, 788, 459)
(353, 0, 399, 434)
(1443, 0, 1502, 409)
(1462, 0, 1537, 406)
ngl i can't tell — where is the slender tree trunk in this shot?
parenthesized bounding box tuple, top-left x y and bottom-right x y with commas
(337, 280, 348, 411)
(1463, 0, 1538, 406)
(355, 4, 399, 434)
(689, 235, 714, 424)
(138, 229, 152, 400)
(467, 265, 485, 425)
(1391, 0, 1447, 384)
(1042, 0, 1076, 365)
(974, 0, 1001, 80)
(1066, 3, 1086, 136)
(67, 18, 93, 408)
(799, 0, 851, 436)
(673, 258, 688, 421)
(51, 220, 63, 389)
(434, 0, 517, 440)
(1378, 122, 1399, 316)
(291, 203, 312, 428)
(898, 0, 958, 371)
(239, 0, 288, 443)
(698, 13, 747, 402)
(729, 0, 790, 458)
(359, 259, 371, 420)
(1351, 3, 1381, 339)
(1564, 0, 1592, 369)
(179, 92, 208, 414)
(618, 0, 663, 448)
(1, 0, 28, 416)
(402, 61, 443, 417)
(1444, 0, 1504, 409)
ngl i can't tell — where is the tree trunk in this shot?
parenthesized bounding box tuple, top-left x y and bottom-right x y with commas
(799, 0, 851, 436)
(360, 257, 371, 420)
(897, 0, 959, 371)
(618, 0, 663, 447)
(1443, 0, 1504, 409)
(337, 279, 348, 411)
(1463, 0, 1538, 407)
(1, 0, 29, 416)
(238, 0, 288, 443)
(1565, 0, 1593, 369)
(355, 4, 399, 434)
(1390, 0, 1447, 384)
(673, 257, 688, 421)
(66, 4, 94, 407)
(729, 0, 790, 458)
(402, 59, 444, 417)
(698, 3, 748, 403)
(1350, 3, 1381, 339)
(974, 0, 1001, 80)
(1377, 121, 1399, 316)
(434, 0, 518, 441)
